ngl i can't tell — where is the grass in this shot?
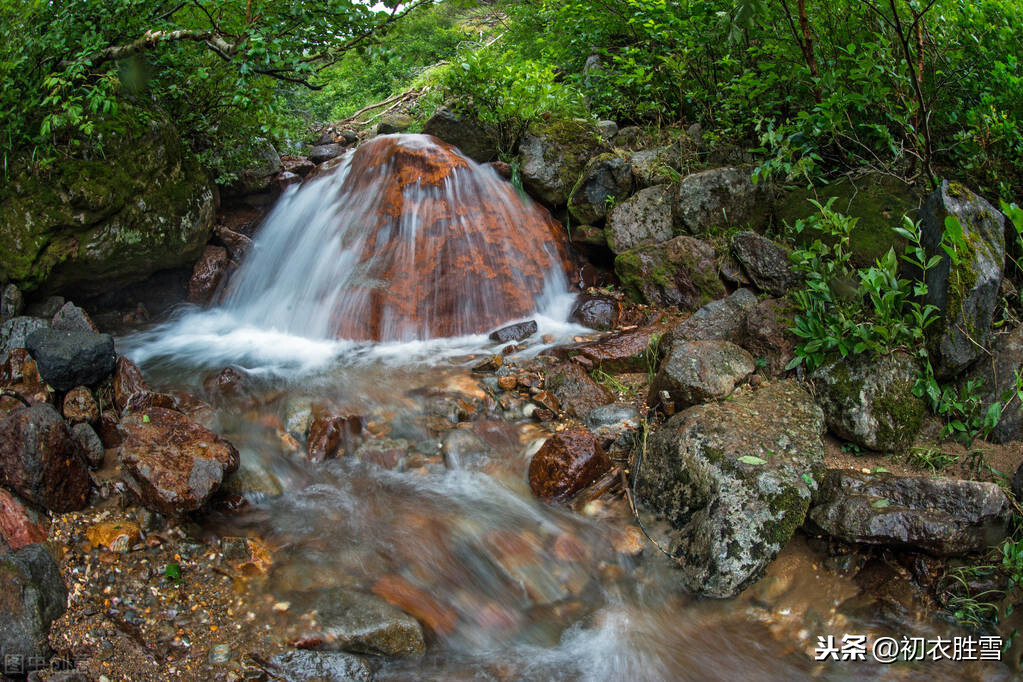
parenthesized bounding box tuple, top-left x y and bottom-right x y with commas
(591, 368, 635, 397)
(906, 447, 959, 473)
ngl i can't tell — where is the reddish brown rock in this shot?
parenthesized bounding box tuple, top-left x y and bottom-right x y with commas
(62, 386, 99, 424)
(117, 407, 240, 516)
(203, 366, 249, 400)
(272, 170, 302, 197)
(122, 391, 178, 414)
(0, 488, 48, 551)
(0, 403, 91, 512)
(187, 245, 230, 305)
(1, 349, 41, 385)
(97, 410, 122, 448)
(215, 226, 254, 261)
(570, 294, 622, 331)
(563, 323, 668, 373)
(528, 427, 610, 503)
(307, 414, 364, 463)
(113, 356, 149, 412)
(282, 155, 316, 177)
(372, 575, 457, 636)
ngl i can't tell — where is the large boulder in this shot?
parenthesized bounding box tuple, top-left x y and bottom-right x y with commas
(270, 650, 374, 682)
(0, 404, 91, 512)
(568, 153, 634, 225)
(810, 352, 925, 452)
(629, 146, 685, 189)
(920, 181, 1005, 378)
(25, 329, 115, 392)
(0, 106, 215, 296)
(775, 173, 919, 269)
(673, 167, 765, 235)
(570, 294, 621, 331)
(519, 119, 607, 206)
(614, 235, 726, 310)
(422, 107, 499, 163)
(117, 407, 239, 516)
(965, 324, 1023, 443)
(0, 316, 48, 364)
(637, 381, 825, 597)
(807, 470, 1010, 555)
(0, 544, 68, 667)
(604, 185, 674, 254)
(649, 340, 754, 410)
(741, 297, 798, 379)
(731, 231, 800, 296)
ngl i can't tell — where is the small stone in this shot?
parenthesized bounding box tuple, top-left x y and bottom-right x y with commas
(731, 231, 800, 296)
(497, 376, 518, 391)
(308, 143, 344, 164)
(209, 644, 231, 664)
(1, 284, 24, 321)
(528, 427, 611, 502)
(50, 302, 99, 333)
(489, 320, 538, 344)
(570, 295, 621, 331)
(86, 520, 141, 553)
(648, 339, 755, 409)
(62, 387, 99, 424)
(113, 356, 149, 412)
(270, 650, 373, 682)
(71, 423, 105, 468)
(532, 390, 560, 414)
(472, 355, 503, 373)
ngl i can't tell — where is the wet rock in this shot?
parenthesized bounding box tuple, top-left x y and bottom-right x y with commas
(1, 348, 40, 385)
(586, 403, 640, 451)
(1, 284, 24, 321)
(290, 588, 425, 657)
(486, 160, 512, 180)
(222, 457, 284, 499)
(741, 297, 797, 378)
(71, 423, 105, 469)
(615, 235, 726, 310)
(649, 340, 754, 409)
(113, 356, 149, 412)
(0, 544, 68, 665)
(371, 574, 457, 635)
(203, 366, 249, 399)
(50, 302, 98, 333)
(964, 324, 1023, 443)
(519, 119, 607, 206)
(270, 649, 374, 682)
(489, 320, 538, 344)
(920, 181, 1005, 378)
(377, 114, 413, 134)
(62, 387, 98, 425)
(0, 316, 49, 364)
(472, 355, 503, 373)
(215, 226, 254, 262)
(570, 294, 621, 331)
(731, 231, 800, 296)
(807, 470, 1010, 555)
(355, 439, 408, 471)
(283, 397, 314, 440)
(97, 410, 122, 448)
(0, 404, 90, 512)
(86, 519, 141, 552)
(604, 185, 674, 254)
(422, 107, 499, 163)
(0, 489, 48, 551)
(569, 322, 666, 373)
(309, 143, 345, 164)
(187, 245, 230, 305)
(117, 407, 240, 515)
(308, 415, 363, 463)
(545, 362, 613, 418)
(674, 167, 765, 235)
(810, 351, 925, 452)
(442, 429, 489, 470)
(273, 171, 302, 197)
(667, 288, 758, 346)
(283, 155, 317, 177)
(528, 427, 611, 503)
(569, 154, 634, 225)
(25, 329, 115, 391)
(637, 380, 825, 597)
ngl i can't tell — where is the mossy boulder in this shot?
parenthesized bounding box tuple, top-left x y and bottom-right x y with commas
(604, 184, 673, 254)
(568, 152, 634, 225)
(920, 181, 1005, 378)
(774, 173, 920, 269)
(519, 118, 607, 207)
(810, 351, 925, 452)
(0, 106, 215, 296)
(614, 235, 726, 311)
(637, 380, 825, 598)
(673, 167, 767, 235)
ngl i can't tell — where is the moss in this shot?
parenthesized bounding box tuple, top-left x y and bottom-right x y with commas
(763, 483, 810, 547)
(872, 378, 925, 451)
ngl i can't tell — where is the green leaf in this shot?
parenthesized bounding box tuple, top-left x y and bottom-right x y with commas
(738, 455, 767, 465)
(871, 499, 891, 509)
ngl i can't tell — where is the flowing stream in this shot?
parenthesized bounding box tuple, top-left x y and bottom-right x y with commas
(120, 135, 1008, 680)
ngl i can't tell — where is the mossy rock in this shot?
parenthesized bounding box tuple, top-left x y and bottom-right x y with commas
(614, 235, 725, 311)
(519, 118, 607, 207)
(775, 173, 921, 268)
(0, 104, 215, 296)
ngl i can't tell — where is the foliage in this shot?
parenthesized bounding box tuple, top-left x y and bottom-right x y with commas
(906, 447, 958, 473)
(0, 0, 429, 180)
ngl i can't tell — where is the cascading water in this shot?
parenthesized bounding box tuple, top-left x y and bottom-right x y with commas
(222, 134, 572, 342)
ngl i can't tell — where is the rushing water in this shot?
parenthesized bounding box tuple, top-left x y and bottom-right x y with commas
(121, 136, 1013, 680)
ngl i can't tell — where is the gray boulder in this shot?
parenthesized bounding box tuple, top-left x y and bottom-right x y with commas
(569, 154, 634, 225)
(667, 288, 758, 346)
(649, 340, 754, 410)
(604, 185, 673, 254)
(674, 167, 765, 234)
(422, 107, 499, 163)
(519, 119, 606, 206)
(629, 146, 685, 188)
(286, 588, 425, 657)
(1, 284, 23, 321)
(25, 329, 116, 391)
(270, 649, 374, 682)
(309, 144, 344, 164)
(731, 231, 800, 296)
(808, 469, 1010, 555)
(920, 181, 1005, 378)
(638, 380, 825, 597)
(741, 297, 798, 379)
(614, 235, 726, 310)
(810, 351, 926, 452)
(50, 302, 98, 332)
(0, 544, 68, 667)
(0, 316, 48, 364)
(586, 403, 641, 451)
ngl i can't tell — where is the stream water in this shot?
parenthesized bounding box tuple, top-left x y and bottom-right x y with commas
(119, 136, 1011, 680)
